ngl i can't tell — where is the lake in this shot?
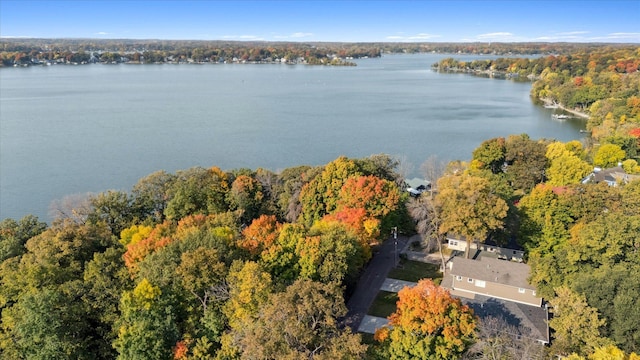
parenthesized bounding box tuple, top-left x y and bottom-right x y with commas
(0, 54, 586, 222)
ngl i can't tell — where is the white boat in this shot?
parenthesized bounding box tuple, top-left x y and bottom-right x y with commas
(552, 114, 570, 120)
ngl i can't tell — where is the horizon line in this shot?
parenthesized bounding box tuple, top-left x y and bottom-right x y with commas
(2, 37, 639, 45)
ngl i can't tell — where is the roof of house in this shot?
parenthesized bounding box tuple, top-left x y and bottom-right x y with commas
(583, 166, 640, 185)
(449, 257, 534, 290)
(405, 177, 431, 189)
(463, 295, 549, 344)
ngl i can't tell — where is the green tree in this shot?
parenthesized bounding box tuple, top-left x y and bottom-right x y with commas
(229, 279, 366, 359)
(131, 170, 176, 223)
(87, 190, 136, 236)
(436, 173, 508, 258)
(83, 247, 133, 358)
(548, 287, 609, 356)
(165, 167, 230, 220)
(574, 264, 640, 353)
(114, 278, 180, 360)
(175, 247, 226, 315)
(0, 215, 47, 261)
(297, 220, 366, 285)
(227, 174, 264, 224)
(472, 137, 506, 174)
(2, 285, 94, 359)
(504, 134, 548, 192)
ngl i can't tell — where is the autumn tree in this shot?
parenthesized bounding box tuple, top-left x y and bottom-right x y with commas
(237, 214, 281, 257)
(472, 137, 506, 174)
(164, 167, 230, 220)
(548, 287, 610, 357)
(114, 278, 180, 360)
(227, 174, 264, 224)
(337, 175, 400, 219)
(297, 220, 366, 285)
(436, 173, 508, 258)
(228, 279, 366, 359)
(546, 153, 592, 186)
(593, 144, 626, 168)
(375, 279, 476, 359)
(546, 141, 592, 186)
(406, 196, 446, 270)
(299, 156, 362, 226)
(223, 260, 272, 330)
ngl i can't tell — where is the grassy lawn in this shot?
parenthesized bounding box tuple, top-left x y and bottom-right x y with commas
(367, 291, 398, 318)
(388, 259, 443, 284)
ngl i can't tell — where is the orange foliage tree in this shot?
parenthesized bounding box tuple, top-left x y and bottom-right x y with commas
(238, 215, 281, 256)
(337, 175, 400, 219)
(123, 220, 174, 272)
(324, 175, 400, 248)
(375, 279, 477, 359)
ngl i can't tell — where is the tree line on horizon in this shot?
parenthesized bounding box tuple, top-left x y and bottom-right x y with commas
(1, 39, 633, 67)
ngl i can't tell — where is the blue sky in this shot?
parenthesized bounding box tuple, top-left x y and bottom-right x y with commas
(1, 0, 639, 43)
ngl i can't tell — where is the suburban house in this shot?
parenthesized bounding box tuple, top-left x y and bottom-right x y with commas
(441, 256, 549, 344)
(446, 257, 540, 306)
(581, 166, 640, 186)
(446, 235, 525, 262)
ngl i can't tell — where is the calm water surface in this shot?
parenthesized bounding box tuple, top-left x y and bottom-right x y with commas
(0, 54, 586, 221)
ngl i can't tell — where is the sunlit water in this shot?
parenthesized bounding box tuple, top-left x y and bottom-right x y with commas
(0, 54, 585, 221)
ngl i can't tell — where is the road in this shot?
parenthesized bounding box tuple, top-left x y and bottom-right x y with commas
(344, 234, 410, 332)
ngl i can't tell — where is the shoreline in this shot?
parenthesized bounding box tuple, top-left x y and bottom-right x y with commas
(539, 97, 590, 120)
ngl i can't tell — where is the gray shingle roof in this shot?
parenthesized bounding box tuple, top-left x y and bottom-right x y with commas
(450, 257, 534, 290)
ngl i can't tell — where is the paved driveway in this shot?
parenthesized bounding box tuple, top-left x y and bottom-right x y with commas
(344, 234, 410, 332)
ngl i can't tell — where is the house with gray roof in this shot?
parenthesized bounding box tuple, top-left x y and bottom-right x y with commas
(442, 256, 549, 344)
(446, 257, 540, 306)
(581, 166, 640, 186)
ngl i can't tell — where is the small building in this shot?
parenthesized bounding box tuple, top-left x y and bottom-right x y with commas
(446, 235, 525, 262)
(405, 177, 431, 197)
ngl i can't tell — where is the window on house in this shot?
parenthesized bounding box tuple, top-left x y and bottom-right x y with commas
(456, 276, 462, 281)
(475, 280, 486, 288)
(468, 278, 474, 283)
(518, 288, 526, 293)
(532, 290, 536, 296)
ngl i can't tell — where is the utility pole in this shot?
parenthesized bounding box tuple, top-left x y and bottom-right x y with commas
(393, 226, 398, 267)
